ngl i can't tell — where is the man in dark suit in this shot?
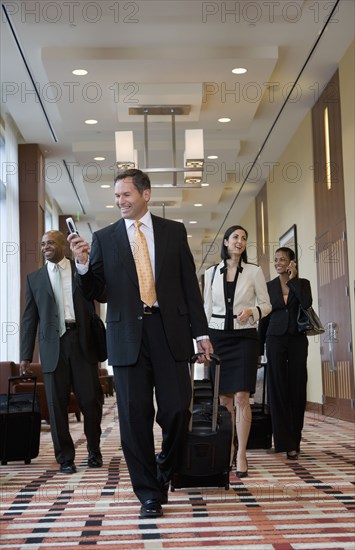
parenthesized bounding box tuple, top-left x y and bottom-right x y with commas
(69, 169, 213, 518)
(20, 230, 104, 474)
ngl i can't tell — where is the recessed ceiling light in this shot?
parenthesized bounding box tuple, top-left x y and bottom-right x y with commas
(72, 69, 88, 76)
(187, 235, 192, 238)
(201, 183, 209, 187)
(208, 155, 218, 159)
(85, 119, 98, 125)
(94, 156, 105, 161)
(189, 220, 197, 224)
(218, 117, 231, 123)
(194, 203, 203, 207)
(100, 184, 111, 189)
(232, 67, 247, 74)
(105, 205, 114, 208)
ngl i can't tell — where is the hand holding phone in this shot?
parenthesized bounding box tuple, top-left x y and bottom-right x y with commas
(66, 217, 79, 236)
(287, 260, 296, 277)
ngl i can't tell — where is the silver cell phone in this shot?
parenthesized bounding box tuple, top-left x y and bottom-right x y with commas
(66, 217, 79, 236)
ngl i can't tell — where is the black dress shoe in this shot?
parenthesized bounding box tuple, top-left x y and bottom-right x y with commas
(60, 460, 77, 474)
(286, 451, 299, 461)
(160, 481, 169, 505)
(88, 450, 103, 468)
(155, 452, 166, 465)
(140, 499, 163, 518)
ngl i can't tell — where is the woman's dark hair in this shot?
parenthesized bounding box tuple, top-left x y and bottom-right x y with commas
(115, 168, 151, 193)
(221, 225, 248, 263)
(275, 246, 295, 261)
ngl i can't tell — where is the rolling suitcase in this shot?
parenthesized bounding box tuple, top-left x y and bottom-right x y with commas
(236, 362, 272, 450)
(171, 353, 233, 491)
(0, 375, 41, 465)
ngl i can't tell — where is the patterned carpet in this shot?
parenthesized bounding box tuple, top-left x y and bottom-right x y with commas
(0, 396, 354, 550)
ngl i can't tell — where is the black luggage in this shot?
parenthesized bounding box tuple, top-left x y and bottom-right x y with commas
(0, 375, 41, 465)
(193, 378, 213, 404)
(237, 362, 272, 450)
(171, 353, 233, 491)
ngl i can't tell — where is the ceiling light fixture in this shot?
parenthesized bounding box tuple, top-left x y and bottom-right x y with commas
(72, 69, 88, 76)
(85, 119, 98, 125)
(232, 67, 247, 74)
(218, 117, 231, 123)
(115, 105, 204, 187)
(94, 156, 105, 161)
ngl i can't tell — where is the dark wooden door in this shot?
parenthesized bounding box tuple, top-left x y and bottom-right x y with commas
(316, 222, 354, 421)
(312, 70, 354, 421)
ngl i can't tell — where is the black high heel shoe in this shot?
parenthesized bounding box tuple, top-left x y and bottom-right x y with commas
(236, 459, 248, 478)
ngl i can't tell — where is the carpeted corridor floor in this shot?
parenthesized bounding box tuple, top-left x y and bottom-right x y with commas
(0, 395, 354, 549)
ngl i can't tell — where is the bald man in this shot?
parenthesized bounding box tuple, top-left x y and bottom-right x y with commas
(20, 230, 103, 473)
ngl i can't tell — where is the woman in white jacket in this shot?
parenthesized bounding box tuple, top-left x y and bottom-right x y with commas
(204, 225, 271, 477)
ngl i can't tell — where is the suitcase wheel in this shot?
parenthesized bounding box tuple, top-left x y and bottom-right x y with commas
(225, 483, 229, 490)
(25, 459, 31, 464)
(1, 460, 7, 465)
(170, 485, 175, 492)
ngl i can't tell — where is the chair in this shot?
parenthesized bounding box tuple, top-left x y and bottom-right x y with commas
(10, 363, 81, 423)
(0, 361, 18, 394)
(99, 367, 114, 397)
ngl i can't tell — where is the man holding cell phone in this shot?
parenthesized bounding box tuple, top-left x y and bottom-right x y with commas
(20, 230, 104, 474)
(68, 168, 213, 519)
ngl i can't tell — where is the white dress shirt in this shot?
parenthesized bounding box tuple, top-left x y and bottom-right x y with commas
(47, 258, 76, 322)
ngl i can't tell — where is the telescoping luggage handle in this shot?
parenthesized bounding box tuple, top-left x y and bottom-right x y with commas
(189, 352, 221, 433)
(7, 375, 38, 414)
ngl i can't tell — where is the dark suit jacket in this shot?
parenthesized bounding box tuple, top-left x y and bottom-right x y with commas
(258, 276, 312, 351)
(21, 260, 98, 372)
(79, 214, 208, 366)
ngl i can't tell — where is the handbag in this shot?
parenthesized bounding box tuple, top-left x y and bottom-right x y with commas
(297, 305, 325, 336)
(91, 313, 108, 362)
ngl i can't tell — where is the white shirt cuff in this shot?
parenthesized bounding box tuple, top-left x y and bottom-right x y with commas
(75, 259, 89, 275)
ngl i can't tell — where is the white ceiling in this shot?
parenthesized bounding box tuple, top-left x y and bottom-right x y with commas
(1, 0, 354, 272)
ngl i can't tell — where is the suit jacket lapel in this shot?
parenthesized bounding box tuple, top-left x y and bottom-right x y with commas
(41, 265, 55, 299)
(111, 219, 139, 287)
(151, 215, 168, 284)
(272, 277, 296, 307)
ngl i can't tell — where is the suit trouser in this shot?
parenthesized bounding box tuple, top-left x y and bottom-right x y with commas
(43, 329, 103, 464)
(113, 311, 192, 504)
(266, 333, 308, 453)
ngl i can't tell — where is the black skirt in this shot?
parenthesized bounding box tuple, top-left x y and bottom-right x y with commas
(209, 328, 259, 394)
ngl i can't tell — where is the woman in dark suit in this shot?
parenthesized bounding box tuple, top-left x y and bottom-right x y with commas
(258, 247, 312, 460)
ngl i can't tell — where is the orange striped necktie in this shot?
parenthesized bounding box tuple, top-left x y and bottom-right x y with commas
(133, 221, 157, 307)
